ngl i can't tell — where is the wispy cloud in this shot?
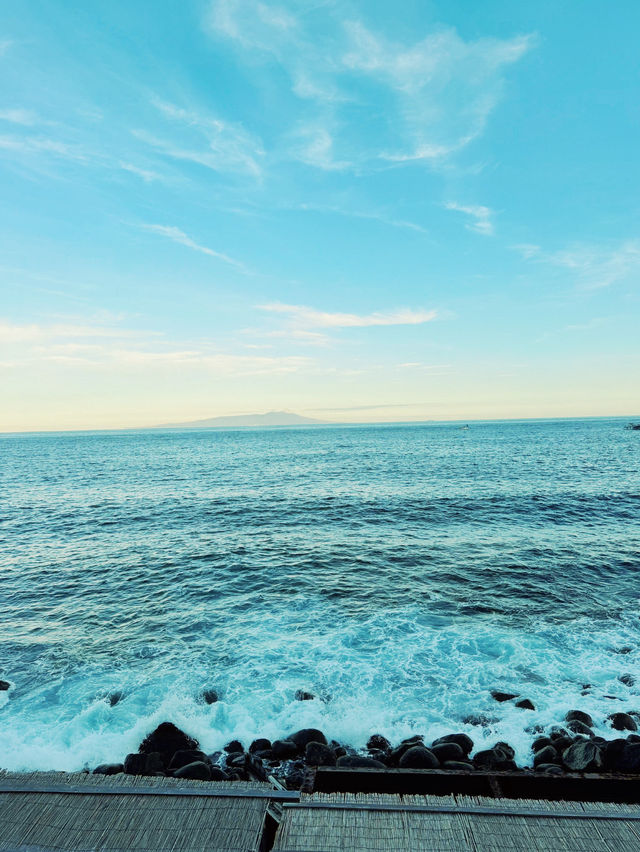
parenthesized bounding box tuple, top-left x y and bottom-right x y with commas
(119, 161, 164, 182)
(445, 201, 494, 235)
(134, 98, 265, 177)
(206, 1, 535, 168)
(0, 134, 87, 161)
(0, 108, 38, 126)
(140, 224, 247, 271)
(297, 202, 427, 234)
(258, 303, 437, 328)
(515, 239, 640, 289)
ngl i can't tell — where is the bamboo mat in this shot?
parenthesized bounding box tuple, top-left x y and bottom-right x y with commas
(0, 771, 278, 852)
(273, 792, 640, 851)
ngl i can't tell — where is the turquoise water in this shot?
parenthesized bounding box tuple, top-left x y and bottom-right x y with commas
(1, 418, 639, 769)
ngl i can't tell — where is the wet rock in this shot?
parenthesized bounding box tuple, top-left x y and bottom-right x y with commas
(285, 761, 306, 789)
(367, 734, 391, 752)
(615, 646, 634, 655)
(124, 753, 147, 775)
(602, 738, 628, 771)
(139, 723, 198, 766)
(272, 740, 298, 760)
(337, 755, 386, 769)
(144, 753, 164, 774)
(619, 673, 636, 687)
(107, 691, 123, 707)
(494, 742, 515, 760)
(567, 720, 594, 737)
(565, 710, 593, 727)
(210, 767, 229, 781)
(618, 743, 640, 773)
(304, 741, 336, 767)
(549, 727, 569, 740)
(515, 699, 535, 710)
(431, 742, 464, 763)
(246, 754, 269, 782)
(552, 735, 575, 753)
(443, 761, 473, 771)
(288, 728, 327, 751)
(533, 746, 559, 767)
(387, 741, 420, 766)
(334, 746, 347, 758)
(473, 748, 516, 771)
(462, 714, 499, 727)
(398, 746, 439, 769)
(207, 751, 223, 764)
(249, 738, 271, 754)
(604, 695, 623, 700)
(92, 763, 124, 775)
(628, 733, 640, 743)
(174, 761, 211, 781)
(367, 749, 388, 763)
(562, 741, 602, 772)
(224, 740, 244, 754)
(202, 689, 218, 704)
(400, 735, 424, 745)
(294, 689, 314, 701)
(0, 680, 10, 691)
(226, 753, 247, 768)
(432, 733, 474, 756)
(532, 737, 553, 753)
(491, 691, 519, 703)
(609, 713, 638, 732)
(537, 763, 563, 775)
(169, 750, 208, 771)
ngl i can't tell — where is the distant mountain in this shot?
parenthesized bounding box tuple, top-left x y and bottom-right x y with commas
(158, 410, 329, 429)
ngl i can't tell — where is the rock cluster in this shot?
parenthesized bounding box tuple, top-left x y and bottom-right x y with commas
(96, 706, 640, 790)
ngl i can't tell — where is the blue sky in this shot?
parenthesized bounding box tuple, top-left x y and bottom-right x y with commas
(1, 0, 639, 430)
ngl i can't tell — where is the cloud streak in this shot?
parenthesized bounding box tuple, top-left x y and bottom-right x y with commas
(445, 201, 494, 235)
(141, 224, 247, 271)
(258, 303, 437, 328)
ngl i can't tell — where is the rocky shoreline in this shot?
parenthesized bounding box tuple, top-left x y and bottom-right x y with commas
(87, 704, 640, 789)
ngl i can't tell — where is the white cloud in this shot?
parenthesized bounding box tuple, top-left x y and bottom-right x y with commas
(135, 98, 265, 177)
(445, 201, 494, 235)
(516, 239, 640, 289)
(0, 108, 38, 126)
(297, 202, 427, 234)
(0, 134, 86, 161)
(0, 320, 141, 344)
(206, 1, 535, 167)
(140, 224, 247, 271)
(119, 161, 163, 182)
(258, 303, 437, 328)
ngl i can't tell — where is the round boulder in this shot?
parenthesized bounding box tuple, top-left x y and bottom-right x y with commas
(92, 763, 124, 775)
(609, 713, 638, 732)
(288, 729, 327, 751)
(432, 733, 474, 756)
(272, 740, 298, 760)
(565, 710, 593, 727)
(431, 742, 464, 764)
(304, 741, 336, 767)
(138, 723, 198, 765)
(174, 761, 211, 781)
(533, 746, 559, 768)
(398, 746, 439, 769)
(367, 734, 391, 752)
(562, 741, 602, 772)
(337, 755, 386, 769)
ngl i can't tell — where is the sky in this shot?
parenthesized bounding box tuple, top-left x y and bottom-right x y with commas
(1, 0, 639, 431)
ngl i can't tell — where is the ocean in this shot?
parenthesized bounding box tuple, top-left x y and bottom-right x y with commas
(1, 418, 639, 770)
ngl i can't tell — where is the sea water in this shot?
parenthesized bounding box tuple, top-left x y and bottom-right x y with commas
(1, 418, 639, 770)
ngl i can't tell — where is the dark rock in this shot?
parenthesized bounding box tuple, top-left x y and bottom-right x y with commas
(552, 736, 575, 753)
(285, 761, 306, 789)
(337, 755, 386, 769)
(443, 760, 473, 771)
(398, 746, 439, 769)
(494, 742, 515, 760)
(473, 748, 516, 771)
(139, 723, 198, 766)
(288, 728, 327, 750)
(272, 740, 298, 760)
(0, 680, 10, 691)
(387, 741, 420, 766)
(168, 750, 208, 771)
(207, 751, 223, 764)
(334, 746, 347, 758)
(107, 691, 123, 707)
(602, 738, 628, 771)
(562, 741, 602, 772)
(619, 673, 636, 687)
(532, 737, 553, 753)
(367, 734, 391, 752)
(124, 753, 147, 775)
(549, 727, 569, 740)
(628, 733, 640, 743)
(245, 753, 269, 782)
(462, 714, 499, 727)
(249, 738, 271, 754)
(490, 690, 519, 703)
(210, 767, 229, 781)
(174, 761, 211, 781)
(367, 749, 388, 763)
(224, 740, 244, 754)
(226, 753, 247, 768)
(567, 720, 594, 737)
(202, 689, 218, 704)
(618, 743, 640, 773)
(615, 646, 634, 655)
(604, 695, 623, 700)
(144, 752, 164, 774)
(515, 699, 535, 710)
(582, 684, 592, 690)
(609, 713, 638, 732)
(565, 710, 593, 727)
(533, 746, 559, 767)
(431, 742, 464, 763)
(294, 689, 314, 701)
(400, 735, 424, 745)
(537, 763, 563, 775)
(432, 733, 474, 756)
(304, 741, 336, 767)
(92, 763, 124, 775)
